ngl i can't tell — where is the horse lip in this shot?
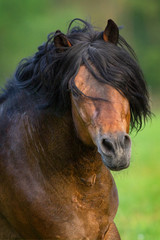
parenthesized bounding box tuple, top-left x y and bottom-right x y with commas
(102, 157, 130, 171)
(97, 144, 130, 171)
(108, 162, 130, 171)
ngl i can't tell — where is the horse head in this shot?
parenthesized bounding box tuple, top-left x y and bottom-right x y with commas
(54, 20, 132, 171)
(71, 66, 131, 171)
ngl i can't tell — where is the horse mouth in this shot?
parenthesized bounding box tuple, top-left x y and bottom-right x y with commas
(107, 162, 130, 171)
(97, 143, 131, 171)
(100, 152, 130, 171)
(96, 133, 131, 171)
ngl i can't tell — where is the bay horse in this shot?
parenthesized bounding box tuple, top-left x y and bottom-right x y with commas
(0, 19, 151, 239)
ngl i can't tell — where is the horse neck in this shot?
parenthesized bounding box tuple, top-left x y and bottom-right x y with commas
(34, 110, 102, 179)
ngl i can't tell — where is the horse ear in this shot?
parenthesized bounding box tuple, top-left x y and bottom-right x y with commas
(54, 30, 72, 52)
(103, 19, 119, 44)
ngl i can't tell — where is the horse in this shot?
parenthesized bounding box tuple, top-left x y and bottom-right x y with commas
(0, 18, 151, 239)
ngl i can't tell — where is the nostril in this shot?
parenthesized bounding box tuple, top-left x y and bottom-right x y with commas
(102, 139, 115, 155)
(123, 134, 131, 149)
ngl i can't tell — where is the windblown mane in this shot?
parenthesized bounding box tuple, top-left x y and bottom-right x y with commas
(1, 18, 151, 131)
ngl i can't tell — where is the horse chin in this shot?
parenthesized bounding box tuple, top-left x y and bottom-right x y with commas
(105, 160, 130, 171)
(98, 149, 130, 171)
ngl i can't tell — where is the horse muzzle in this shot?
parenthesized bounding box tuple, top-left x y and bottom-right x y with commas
(97, 132, 131, 171)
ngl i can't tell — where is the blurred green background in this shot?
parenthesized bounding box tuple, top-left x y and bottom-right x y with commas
(0, 0, 159, 239)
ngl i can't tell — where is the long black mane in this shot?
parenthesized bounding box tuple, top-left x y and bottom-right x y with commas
(1, 18, 151, 131)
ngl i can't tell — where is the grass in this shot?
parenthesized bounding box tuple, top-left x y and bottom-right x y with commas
(114, 112, 160, 240)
